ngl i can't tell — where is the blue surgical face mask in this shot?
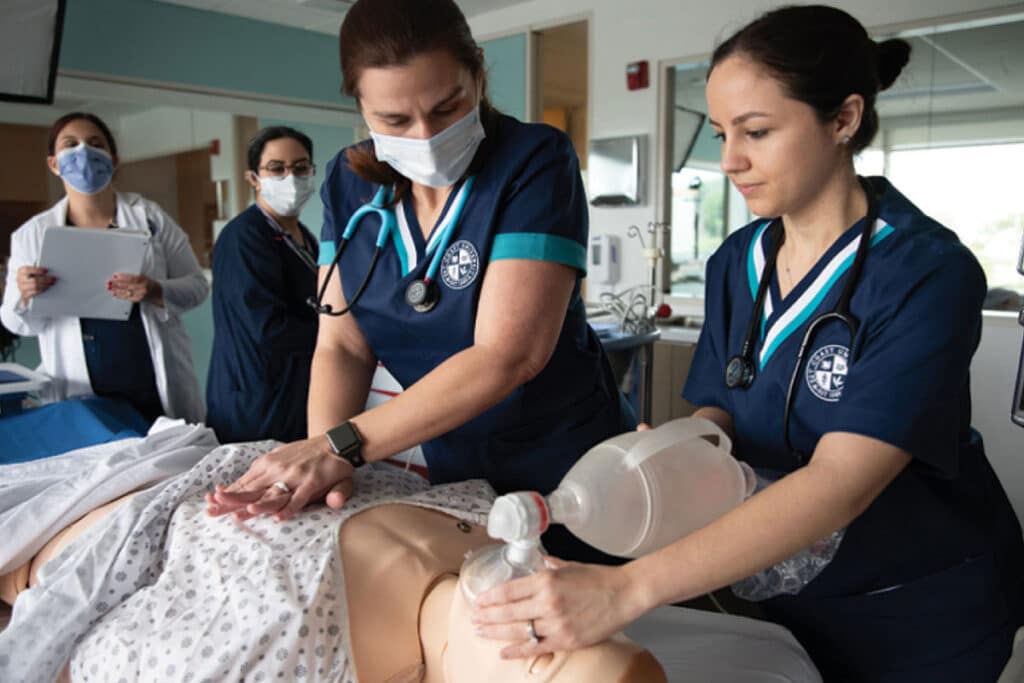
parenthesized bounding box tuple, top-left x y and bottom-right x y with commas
(57, 142, 114, 195)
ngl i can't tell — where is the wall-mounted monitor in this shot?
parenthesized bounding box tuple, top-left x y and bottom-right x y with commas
(589, 135, 645, 207)
(0, 0, 67, 104)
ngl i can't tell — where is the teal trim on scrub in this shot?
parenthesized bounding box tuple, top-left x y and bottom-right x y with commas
(392, 230, 411, 277)
(747, 221, 771, 301)
(758, 224, 896, 369)
(747, 222, 772, 341)
(318, 240, 336, 266)
(491, 233, 587, 273)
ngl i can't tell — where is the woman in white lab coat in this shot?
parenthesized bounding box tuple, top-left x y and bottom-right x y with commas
(0, 112, 207, 423)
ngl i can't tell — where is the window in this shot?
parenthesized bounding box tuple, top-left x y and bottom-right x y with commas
(669, 167, 726, 296)
(886, 143, 1023, 305)
(662, 15, 1024, 310)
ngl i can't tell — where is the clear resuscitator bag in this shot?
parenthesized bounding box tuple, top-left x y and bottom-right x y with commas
(461, 418, 846, 605)
(461, 417, 756, 604)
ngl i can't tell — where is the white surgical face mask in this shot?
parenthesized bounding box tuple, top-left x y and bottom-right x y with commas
(258, 173, 316, 217)
(369, 104, 486, 188)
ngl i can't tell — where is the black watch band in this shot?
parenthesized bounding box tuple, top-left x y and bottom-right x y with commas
(325, 421, 365, 468)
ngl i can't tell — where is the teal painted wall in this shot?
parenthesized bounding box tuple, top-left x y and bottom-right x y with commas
(60, 1, 524, 115)
(60, 0, 353, 108)
(11, 336, 41, 371)
(183, 292, 214, 395)
(481, 34, 527, 121)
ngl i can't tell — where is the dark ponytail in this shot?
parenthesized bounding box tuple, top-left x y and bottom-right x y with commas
(710, 5, 911, 153)
(875, 38, 912, 90)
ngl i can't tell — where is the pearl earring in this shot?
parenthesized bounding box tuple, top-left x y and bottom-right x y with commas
(840, 135, 851, 145)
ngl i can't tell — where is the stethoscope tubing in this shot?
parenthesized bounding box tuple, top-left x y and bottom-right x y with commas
(308, 185, 394, 317)
(728, 176, 881, 461)
(308, 177, 475, 316)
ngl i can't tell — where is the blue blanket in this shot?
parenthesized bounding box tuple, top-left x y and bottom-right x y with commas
(0, 398, 150, 465)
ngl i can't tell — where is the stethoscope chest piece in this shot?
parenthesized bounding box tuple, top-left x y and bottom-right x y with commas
(725, 354, 756, 389)
(405, 278, 439, 313)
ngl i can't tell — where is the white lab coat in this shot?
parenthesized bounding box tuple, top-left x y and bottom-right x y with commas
(0, 192, 208, 422)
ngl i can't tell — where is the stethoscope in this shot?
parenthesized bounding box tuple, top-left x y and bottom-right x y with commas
(307, 176, 475, 316)
(724, 176, 879, 461)
(257, 206, 318, 274)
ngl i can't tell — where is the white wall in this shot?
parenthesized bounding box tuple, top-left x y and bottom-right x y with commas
(973, 313, 1024, 524)
(117, 108, 241, 217)
(470, 0, 1023, 295)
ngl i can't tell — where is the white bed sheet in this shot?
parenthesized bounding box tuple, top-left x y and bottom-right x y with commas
(625, 604, 822, 682)
(0, 420, 216, 574)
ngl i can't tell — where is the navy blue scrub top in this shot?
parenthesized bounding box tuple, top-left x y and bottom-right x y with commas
(207, 204, 319, 443)
(319, 113, 635, 496)
(684, 177, 1024, 678)
(80, 305, 162, 423)
(70, 219, 161, 423)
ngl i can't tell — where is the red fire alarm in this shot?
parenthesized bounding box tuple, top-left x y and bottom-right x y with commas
(626, 60, 649, 90)
(209, 139, 220, 156)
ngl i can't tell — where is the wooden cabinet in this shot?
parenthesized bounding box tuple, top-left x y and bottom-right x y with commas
(0, 123, 60, 265)
(649, 339, 700, 426)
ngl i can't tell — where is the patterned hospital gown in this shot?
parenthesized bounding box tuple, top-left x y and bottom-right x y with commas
(4, 440, 494, 683)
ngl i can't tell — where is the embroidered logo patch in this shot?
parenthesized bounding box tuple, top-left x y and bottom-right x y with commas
(805, 344, 849, 402)
(440, 239, 479, 290)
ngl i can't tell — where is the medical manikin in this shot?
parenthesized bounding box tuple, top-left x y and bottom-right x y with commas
(1, 493, 666, 683)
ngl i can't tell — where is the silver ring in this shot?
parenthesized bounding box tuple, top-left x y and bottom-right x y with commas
(526, 619, 539, 645)
(273, 481, 291, 494)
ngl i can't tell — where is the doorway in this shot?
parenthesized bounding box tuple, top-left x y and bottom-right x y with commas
(532, 20, 589, 170)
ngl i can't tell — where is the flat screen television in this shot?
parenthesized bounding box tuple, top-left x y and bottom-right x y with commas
(0, 0, 67, 104)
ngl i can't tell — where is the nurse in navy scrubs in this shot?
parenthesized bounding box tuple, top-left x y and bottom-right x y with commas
(209, 0, 634, 561)
(472, 6, 1024, 680)
(206, 127, 319, 443)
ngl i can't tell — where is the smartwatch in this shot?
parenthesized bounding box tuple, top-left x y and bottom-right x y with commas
(325, 421, 365, 468)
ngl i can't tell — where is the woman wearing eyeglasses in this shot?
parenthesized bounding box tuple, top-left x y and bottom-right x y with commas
(206, 126, 320, 443)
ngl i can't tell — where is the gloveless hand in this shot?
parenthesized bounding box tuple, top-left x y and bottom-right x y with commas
(108, 272, 163, 305)
(471, 558, 646, 659)
(207, 435, 355, 521)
